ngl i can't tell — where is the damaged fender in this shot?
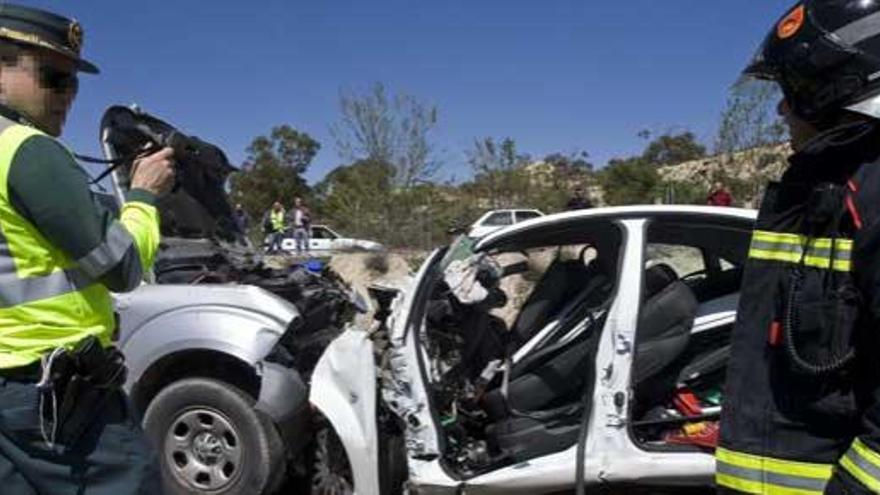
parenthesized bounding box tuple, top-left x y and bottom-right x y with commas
(115, 284, 301, 414)
(310, 328, 381, 495)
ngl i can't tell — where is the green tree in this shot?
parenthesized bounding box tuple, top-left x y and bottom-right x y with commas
(543, 150, 593, 172)
(229, 125, 320, 230)
(641, 131, 706, 166)
(599, 157, 659, 205)
(314, 159, 394, 240)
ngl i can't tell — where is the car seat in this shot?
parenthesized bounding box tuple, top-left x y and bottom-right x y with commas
(480, 274, 611, 463)
(509, 247, 609, 349)
(632, 263, 699, 415)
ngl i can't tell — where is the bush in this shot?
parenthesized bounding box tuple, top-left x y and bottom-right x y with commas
(364, 253, 390, 274)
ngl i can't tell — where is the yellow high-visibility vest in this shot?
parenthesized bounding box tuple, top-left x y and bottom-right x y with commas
(271, 210, 285, 232)
(0, 120, 159, 368)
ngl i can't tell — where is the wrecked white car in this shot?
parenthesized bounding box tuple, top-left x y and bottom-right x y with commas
(309, 205, 755, 494)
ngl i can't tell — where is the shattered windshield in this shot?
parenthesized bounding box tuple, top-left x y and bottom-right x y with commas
(438, 235, 478, 271)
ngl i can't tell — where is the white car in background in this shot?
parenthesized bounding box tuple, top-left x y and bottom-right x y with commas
(281, 224, 384, 255)
(468, 209, 544, 239)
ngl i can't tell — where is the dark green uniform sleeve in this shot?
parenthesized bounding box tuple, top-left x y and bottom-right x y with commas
(7, 135, 156, 292)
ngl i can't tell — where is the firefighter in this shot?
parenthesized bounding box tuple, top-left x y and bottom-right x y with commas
(0, 4, 174, 493)
(718, 1, 880, 493)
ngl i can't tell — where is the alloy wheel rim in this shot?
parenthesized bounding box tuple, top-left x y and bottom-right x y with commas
(165, 408, 243, 491)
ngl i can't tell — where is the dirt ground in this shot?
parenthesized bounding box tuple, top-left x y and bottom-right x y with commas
(328, 252, 413, 292)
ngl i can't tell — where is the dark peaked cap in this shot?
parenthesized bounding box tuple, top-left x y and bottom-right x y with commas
(0, 3, 97, 73)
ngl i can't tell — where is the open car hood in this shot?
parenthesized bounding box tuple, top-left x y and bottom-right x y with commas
(100, 105, 241, 242)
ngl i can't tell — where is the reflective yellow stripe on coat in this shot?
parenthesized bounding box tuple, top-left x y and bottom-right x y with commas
(748, 230, 853, 272)
(715, 447, 833, 494)
(840, 439, 880, 492)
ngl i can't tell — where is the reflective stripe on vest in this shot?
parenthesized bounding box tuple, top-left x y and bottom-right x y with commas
(840, 439, 880, 492)
(715, 447, 832, 494)
(748, 230, 853, 272)
(0, 221, 99, 307)
(0, 124, 96, 305)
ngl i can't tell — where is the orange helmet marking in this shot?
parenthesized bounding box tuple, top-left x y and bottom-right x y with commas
(778, 4, 806, 40)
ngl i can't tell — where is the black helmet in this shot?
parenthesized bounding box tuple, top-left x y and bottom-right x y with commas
(745, 1, 880, 123)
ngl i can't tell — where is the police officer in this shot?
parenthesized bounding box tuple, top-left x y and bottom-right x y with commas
(718, 2, 880, 493)
(0, 4, 174, 494)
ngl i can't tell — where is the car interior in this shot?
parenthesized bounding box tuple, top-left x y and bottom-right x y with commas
(418, 221, 622, 477)
(630, 219, 750, 451)
(417, 216, 751, 478)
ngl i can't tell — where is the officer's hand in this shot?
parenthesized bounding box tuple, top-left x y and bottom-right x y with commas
(130, 147, 175, 196)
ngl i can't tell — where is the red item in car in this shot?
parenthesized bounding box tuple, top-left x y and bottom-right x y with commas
(673, 389, 703, 416)
(665, 421, 720, 449)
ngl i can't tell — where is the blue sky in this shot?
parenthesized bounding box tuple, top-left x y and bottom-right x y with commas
(24, 0, 793, 183)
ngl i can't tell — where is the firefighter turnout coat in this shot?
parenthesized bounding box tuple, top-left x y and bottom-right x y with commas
(718, 121, 880, 494)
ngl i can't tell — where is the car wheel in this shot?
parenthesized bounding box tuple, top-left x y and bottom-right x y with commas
(143, 377, 284, 495)
(310, 426, 354, 495)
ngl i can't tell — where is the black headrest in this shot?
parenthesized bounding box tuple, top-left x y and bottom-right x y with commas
(644, 263, 678, 300)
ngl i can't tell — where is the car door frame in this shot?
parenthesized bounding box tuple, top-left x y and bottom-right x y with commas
(402, 210, 753, 492)
(394, 217, 653, 493)
(596, 210, 754, 487)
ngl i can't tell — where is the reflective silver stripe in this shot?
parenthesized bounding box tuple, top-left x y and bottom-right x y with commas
(832, 10, 880, 46)
(749, 240, 852, 261)
(716, 460, 829, 492)
(845, 448, 880, 484)
(0, 190, 97, 305)
(0, 267, 92, 308)
(76, 221, 136, 279)
(0, 230, 96, 306)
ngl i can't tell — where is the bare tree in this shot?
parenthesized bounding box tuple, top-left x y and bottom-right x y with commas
(716, 79, 787, 156)
(467, 137, 529, 208)
(714, 79, 789, 206)
(331, 83, 440, 188)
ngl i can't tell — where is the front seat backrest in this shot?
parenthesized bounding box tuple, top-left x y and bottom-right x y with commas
(643, 263, 678, 300)
(633, 266, 699, 410)
(511, 258, 588, 346)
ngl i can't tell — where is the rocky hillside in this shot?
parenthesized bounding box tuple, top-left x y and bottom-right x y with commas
(657, 143, 791, 207)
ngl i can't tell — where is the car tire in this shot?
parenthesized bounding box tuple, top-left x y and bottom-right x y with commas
(143, 377, 285, 495)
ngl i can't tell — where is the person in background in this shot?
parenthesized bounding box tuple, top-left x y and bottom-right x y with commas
(233, 203, 249, 234)
(706, 181, 733, 207)
(565, 186, 593, 210)
(292, 197, 311, 255)
(263, 201, 286, 253)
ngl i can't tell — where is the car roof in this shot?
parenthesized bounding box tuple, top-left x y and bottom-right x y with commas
(475, 205, 757, 252)
(481, 208, 543, 214)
